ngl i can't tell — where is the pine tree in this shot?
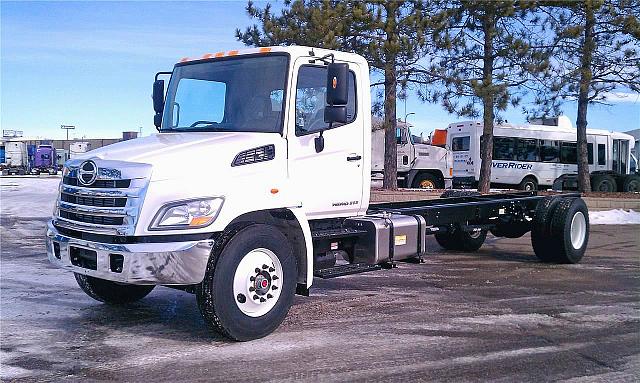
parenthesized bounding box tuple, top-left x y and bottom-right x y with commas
(423, 1, 550, 193)
(539, 0, 640, 192)
(236, 0, 436, 190)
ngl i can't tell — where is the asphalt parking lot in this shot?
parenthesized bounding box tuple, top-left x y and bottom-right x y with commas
(1, 205, 638, 382)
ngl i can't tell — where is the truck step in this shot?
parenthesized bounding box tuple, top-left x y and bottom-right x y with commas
(314, 263, 382, 279)
(311, 227, 368, 240)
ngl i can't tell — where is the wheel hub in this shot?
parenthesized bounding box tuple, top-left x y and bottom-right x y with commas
(233, 248, 283, 317)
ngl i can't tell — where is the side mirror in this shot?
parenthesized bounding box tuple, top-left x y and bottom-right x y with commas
(326, 63, 349, 106)
(324, 106, 348, 124)
(153, 80, 165, 114)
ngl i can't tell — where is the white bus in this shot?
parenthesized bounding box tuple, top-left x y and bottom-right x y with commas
(447, 116, 639, 192)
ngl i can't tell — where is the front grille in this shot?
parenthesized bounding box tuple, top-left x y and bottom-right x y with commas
(60, 210, 125, 226)
(63, 176, 131, 188)
(60, 192, 127, 208)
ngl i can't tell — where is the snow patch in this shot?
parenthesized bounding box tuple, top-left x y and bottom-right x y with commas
(589, 209, 640, 225)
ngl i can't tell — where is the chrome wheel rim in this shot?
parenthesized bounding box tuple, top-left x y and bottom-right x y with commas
(233, 248, 283, 317)
(570, 212, 587, 249)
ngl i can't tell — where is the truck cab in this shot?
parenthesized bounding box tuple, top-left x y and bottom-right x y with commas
(371, 123, 453, 189)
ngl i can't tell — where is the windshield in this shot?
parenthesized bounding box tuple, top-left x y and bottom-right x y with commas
(161, 54, 289, 133)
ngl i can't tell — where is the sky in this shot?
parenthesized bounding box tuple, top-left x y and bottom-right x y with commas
(1, 1, 639, 140)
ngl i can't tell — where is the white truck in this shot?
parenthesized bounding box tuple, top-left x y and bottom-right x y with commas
(46, 46, 591, 341)
(371, 122, 453, 189)
(2, 141, 29, 175)
(447, 117, 639, 192)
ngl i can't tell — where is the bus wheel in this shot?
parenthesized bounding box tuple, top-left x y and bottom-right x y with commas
(591, 174, 617, 192)
(622, 175, 640, 192)
(412, 173, 442, 189)
(518, 176, 538, 191)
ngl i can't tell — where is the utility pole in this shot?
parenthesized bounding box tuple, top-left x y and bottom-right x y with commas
(60, 125, 75, 141)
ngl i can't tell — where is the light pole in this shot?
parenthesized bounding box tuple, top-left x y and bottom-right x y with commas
(404, 112, 415, 124)
(60, 125, 75, 141)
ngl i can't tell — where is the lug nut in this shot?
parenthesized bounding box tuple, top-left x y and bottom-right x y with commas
(253, 295, 259, 300)
(267, 294, 273, 299)
(272, 275, 279, 280)
(260, 297, 266, 303)
(255, 268, 261, 273)
(269, 267, 275, 272)
(262, 264, 268, 269)
(237, 294, 246, 303)
(250, 276, 255, 282)
(272, 285, 278, 290)
(249, 287, 255, 292)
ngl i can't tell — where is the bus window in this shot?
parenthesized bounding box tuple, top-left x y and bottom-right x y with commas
(598, 144, 606, 165)
(452, 136, 470, 151)
(613, 140, 619, 172)
(516, 138, 538, 162)
(587, 143, 594, 165)
(494, 137, 516, 160)
(560, 142, 577, 164)
(539, 140, 559, 162)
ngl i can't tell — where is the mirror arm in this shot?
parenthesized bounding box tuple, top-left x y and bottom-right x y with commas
(155, 71, 172, 81)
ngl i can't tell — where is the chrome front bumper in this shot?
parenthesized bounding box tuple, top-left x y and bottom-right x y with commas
(45, 221, 215, 285)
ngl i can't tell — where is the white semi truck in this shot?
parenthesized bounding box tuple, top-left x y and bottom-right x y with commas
(46, 46, 591, 341)
(371, 122, 453, 189)
(2, 141, 29, 175)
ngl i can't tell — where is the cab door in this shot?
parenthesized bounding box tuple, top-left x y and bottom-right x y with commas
(287, 58, 365, 219)
(396, 127, 413, 173)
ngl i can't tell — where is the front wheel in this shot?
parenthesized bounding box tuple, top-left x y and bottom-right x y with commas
(412, 173, 443, 189)
(196, 224, 297, 341)
(74, 274, 155, 304)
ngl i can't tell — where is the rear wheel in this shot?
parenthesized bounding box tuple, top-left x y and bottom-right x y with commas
(591, 174, 617, 192)
(74, 274, 155, 304)
(435, 190, 486, 251)
(531, 196, 562, 262)
(548, 198, 589, 263)
(622, 174, 640, 192)
(196, 224, 297, 341)
(412, 172, 443, 189)
(519, 176, 538, 191)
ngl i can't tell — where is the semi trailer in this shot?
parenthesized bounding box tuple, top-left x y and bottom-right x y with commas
(46, 46, 591, 341)
(2, 141, 29, 175)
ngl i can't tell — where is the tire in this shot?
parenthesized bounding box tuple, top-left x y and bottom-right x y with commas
(591, 174, 617, 192)
(412, 172, 443, 189)
(196, 224, 297, 341)
(519, 176, 538, 191)
(74, 274, 155, 304)
(547, 198, 589, 263)
(531, 196, 563, 262)
(436, 190, 486, 251)
(622, 174, 640, 192)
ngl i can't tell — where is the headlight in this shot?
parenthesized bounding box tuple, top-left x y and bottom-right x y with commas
(150, 197, 224, 230)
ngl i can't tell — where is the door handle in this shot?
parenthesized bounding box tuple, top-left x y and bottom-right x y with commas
(347, 155, 362, 162)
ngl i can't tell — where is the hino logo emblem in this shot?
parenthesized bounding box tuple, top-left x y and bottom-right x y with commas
(77, 160, 98, 186)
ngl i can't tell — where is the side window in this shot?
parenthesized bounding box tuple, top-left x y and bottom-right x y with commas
(295, 65, 356, 135)
(493, 137, 516, 160)
(587, 143, 594, 165)
(452, 136, 470, 151)
(516, 138, 539, 162)
(598, 144, 606, 165)
(540, 140, 559, 162)
(560, 142, 577, 164)
(172, 79, 226, 128)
